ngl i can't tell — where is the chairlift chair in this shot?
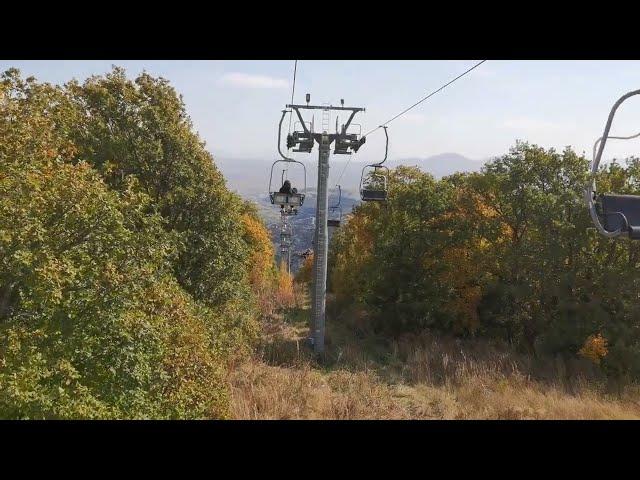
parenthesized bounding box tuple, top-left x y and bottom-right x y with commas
(327, 184, 343, 227)
(280, 232, 292, 245)
(360, 167, 389, 202)
(586, 89, 640, 239)
(360, 126, 389, 202)
(600, 195, 640, 239)
(269, 158, 306, 208)
(270, 110, 308, 209)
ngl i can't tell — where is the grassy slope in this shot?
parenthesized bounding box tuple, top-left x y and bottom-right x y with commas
(229, 295, 640, 420)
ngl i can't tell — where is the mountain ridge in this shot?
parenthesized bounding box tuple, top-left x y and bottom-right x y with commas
(215, 152, 488, 196)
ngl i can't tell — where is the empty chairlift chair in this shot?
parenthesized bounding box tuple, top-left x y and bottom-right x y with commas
(327, 184, 342, 228)
(360, 168, 389, 202)
(360, 126, 389, 202)
(586, 89, 640, 239)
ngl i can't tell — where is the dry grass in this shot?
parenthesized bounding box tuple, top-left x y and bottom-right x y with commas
(228, 302, 640, 420)
(230, 361, 640, 419)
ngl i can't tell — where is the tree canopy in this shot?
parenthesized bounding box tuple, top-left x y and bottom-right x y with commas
(329, 142, 640, 382)
(0, 67, 275, 418)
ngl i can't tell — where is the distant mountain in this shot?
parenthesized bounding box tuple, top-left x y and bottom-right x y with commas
(390, 153, 485, 178)
(214, 153, 487, 198)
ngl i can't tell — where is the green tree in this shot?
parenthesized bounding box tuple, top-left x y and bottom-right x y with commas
(64, 67, 251, 308)
(0, 160, 233, 418)
(0, 67, 271, 418)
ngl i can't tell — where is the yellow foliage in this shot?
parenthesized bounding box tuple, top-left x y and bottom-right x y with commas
(276, 260, 295, 309)
(579, 334, 609, 365)
(145, 280, 230, 419)
(241, 212, 275, 291)
(472, 192, 500, 219)
(330, 213, 373, 303)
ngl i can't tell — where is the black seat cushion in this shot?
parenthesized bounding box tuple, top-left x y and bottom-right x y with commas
(361, 189, 387, 201)
(601, 194, 640, 232)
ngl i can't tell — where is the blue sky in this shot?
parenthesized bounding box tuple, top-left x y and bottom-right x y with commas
(3, 60, 640, 166)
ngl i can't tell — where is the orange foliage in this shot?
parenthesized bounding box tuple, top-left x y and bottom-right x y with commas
(241, 212, 275, 292)
(276, 260, 295, 309)
(579, 334, 609, 365)
(295, 254, 314, 285)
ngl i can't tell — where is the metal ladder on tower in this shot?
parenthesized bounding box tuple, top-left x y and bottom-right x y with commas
(321, 103, 331, 134)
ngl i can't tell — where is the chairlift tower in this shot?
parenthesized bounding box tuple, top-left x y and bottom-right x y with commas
(279, 210, 293, 273)
(284, 95, 365, 355)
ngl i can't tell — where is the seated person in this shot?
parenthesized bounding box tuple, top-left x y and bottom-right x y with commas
(279, 180, 298, 211)
(279, 180, 293, 195)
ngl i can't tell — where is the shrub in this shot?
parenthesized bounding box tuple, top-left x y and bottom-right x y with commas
(328, 143, 640, 382)
(0, 160, 235, 418)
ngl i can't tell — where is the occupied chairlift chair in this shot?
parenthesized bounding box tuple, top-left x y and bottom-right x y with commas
(360, 126, 389, 202)
(269, 110, 307, 212)
(585, 89, 640, 239)
(278, 169, 301, 215)
(327, 184, 342, 228)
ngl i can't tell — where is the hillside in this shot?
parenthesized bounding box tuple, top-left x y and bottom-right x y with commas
(230, 299, 640, 419)
(214, 146, 640, 417)
(5, 64, 640, 421)
(240, 187, 359, 273)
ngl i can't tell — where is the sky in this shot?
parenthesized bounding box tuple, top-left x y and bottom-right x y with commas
(3, 60, 640, 168)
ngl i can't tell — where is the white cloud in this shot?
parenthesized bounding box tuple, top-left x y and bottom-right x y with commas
(218, 72, 289, 89)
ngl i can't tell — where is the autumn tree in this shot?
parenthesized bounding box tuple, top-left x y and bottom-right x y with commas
(0, 67, 275, 418)
(61, 67, 252, 308)
(328, 143, 640, 382)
